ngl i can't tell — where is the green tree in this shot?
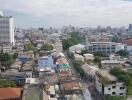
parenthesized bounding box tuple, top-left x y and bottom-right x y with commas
(94, 56, 101, 63)
(62, 33, 85, 50)
(73, 60, 85, 77)
(116, 50, 129, 57)
(110, 67, 132, 95)
(41, 43, 54, 51)
(105, 95, 126, 100)
(112, 35, 119, 42)
(94, 52, 105, 57)
(81, 49, 89, 55)
(0, 80, 16, 88)
(25, 43, 36, 51)
(13, 52, 18, 59)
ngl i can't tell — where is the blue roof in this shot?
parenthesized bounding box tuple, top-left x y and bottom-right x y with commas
(18, 55, 31, 64)
(38, 56, 56, 69)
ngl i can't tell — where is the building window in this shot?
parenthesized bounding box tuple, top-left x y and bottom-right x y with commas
(120, 93, 123, 95)
(112, 86, 116, 89)
(112, 92, 116, 95)
(120, 87, 124, 89)
(108, 88, 111, 90)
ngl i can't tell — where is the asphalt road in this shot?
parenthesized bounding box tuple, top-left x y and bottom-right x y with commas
(63, 51, 104, 100)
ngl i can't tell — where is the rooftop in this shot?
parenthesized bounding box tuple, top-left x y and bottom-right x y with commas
(101, 60, 120, 64)
(0, 88, 22, 99)
(90, 42, 117, 45)
(97, 69, 117, 84)
(23, 84, 43, 100)
(63, 82, 81, 91)
(122, 38, 132, 46)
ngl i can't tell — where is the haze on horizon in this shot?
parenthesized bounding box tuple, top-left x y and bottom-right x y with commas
(0, 0, 132, 28)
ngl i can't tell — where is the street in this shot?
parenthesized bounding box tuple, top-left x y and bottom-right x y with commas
(64, 51, 104, 100)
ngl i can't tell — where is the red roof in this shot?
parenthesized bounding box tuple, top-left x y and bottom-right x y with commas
(0, 88, 22, 99)
(122, 39, 132, 46)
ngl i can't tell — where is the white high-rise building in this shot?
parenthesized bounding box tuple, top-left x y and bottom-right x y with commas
(0, 12, 15, 46)
(0, 10, 3, 16)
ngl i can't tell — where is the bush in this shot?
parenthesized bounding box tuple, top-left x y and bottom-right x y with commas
(94, 56, 101, 63)
(41, 43, 54, 51)
(110, 67, 132, 95)
(73, 60, 85, 77)
(0, 80, 16, 88)
(105, 95, 126, 100)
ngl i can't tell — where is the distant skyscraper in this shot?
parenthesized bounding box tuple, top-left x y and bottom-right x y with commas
(129, 24, 132, 31)
(0, 10, 3, 16)
(0, 11, 15, 46)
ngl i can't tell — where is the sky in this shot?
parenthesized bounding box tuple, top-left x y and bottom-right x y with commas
(0, 0, 132, 28)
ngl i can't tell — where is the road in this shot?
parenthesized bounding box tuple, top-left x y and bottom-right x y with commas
(64, 51, 104, 100)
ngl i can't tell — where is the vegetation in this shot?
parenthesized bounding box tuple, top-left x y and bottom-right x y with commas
(110, 67, 132, 95)
(24, 43, 36, 51)
(0, 80, 16, 87)
(13, 52, 18, 59)
(94, 52, 105, 57)
(81, 49, 89, 55)
(0, 51, 15, 67)
(105, 95, 126, 100)
(62, 33, 85, 50)
(112, 35, 119, 42)
(93, 56, 101, 63)
(41, 43, 54, 51)
(73, 60, 85, 77)
(116, 50, 129, 57)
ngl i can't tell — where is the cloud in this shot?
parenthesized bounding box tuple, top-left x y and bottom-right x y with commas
(0, 0, 132, 27)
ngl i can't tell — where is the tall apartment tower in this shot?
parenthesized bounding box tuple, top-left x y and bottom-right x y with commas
(0, 10, 3, 16)
(0, 11, 15, 46)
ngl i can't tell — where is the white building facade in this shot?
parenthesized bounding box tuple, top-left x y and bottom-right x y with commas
(0, 16, 15, 46)
(87, 42, 125, 55)
(95, 70, 126, 97)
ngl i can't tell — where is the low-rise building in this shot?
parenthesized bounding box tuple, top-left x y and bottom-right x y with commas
(2, 43, 12, 53)
(56, 57, 71, 72)
(0, 88, 22, 100)
(69, 44, 86, 54)
(109, 54, 121, 60)
(61, 82, 81, 95)
(101, 60, 123, 69)
(37, 56, 56, 71)
(74, 54, 84, 61)
(81, 64, 98, 80)
(83, 53, 94, 61)
(95, 70, 126, 97)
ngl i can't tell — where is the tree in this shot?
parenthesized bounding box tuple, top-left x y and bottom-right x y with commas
(110, 67, 132, 95)
(0, 51, 15, 68)
(73, 60, 85, 77)
(94, 52, 105, 57)
(105, 95, 126, 100)
(81, 49, 89, 55)
(94, 56, 101, 63)
(24, 43, 36, 51)
(41, 43, 54, 51)
(13, 52, 18, 59)
(116, 50, 129, 57)
(112, 35, 119, 42)
(62, 33, 85, 50)
(0, 80, 16, 88)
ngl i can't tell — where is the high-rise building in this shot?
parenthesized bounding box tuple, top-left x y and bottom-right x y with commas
(0, 12, 15, 46)
(129, 24, 132, 31)
(0, 10, 3, 16)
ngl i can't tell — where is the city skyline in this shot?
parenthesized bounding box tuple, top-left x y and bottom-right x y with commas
(0, 0, 132, 28)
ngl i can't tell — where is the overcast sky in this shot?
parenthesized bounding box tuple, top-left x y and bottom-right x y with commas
(0, 0, 132, 28)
